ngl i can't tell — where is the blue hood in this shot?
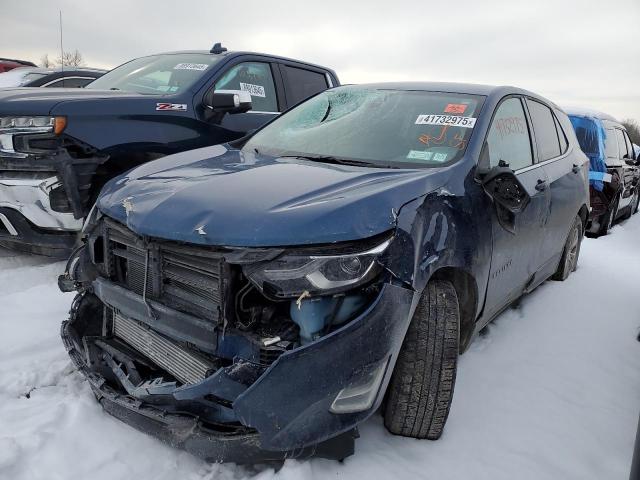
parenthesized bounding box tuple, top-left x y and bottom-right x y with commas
(97, 145, 452, 247)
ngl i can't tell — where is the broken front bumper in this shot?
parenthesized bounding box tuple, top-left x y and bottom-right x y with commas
(61, 281, 416, 463)
(0, 175, 81, 255)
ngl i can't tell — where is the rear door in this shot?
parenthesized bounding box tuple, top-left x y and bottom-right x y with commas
(482, 96, 550, 319)
(278, 63, 332, 108)
(525, 99, 580, 273)
(616, 128, 636, 209)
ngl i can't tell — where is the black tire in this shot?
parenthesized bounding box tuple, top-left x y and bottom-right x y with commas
(0, 240, 71, 259)
(552, 215, 583, 281)
(384, 279, 459, 440)
(631, 189, 639, 216)
(597, 195, 618, 236)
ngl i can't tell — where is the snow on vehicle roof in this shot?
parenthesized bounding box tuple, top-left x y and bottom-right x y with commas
(564, 106, 619, 123)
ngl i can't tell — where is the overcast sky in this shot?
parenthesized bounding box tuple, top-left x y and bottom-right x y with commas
(2, 0, 639, 121)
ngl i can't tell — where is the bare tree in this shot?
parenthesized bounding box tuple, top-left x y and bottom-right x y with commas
(622, 119, 640, 145)
(39, 54, 55, 68)
(56, 49, 85, 68)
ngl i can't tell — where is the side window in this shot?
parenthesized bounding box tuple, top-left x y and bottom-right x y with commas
(604, 129, 618, 159)
(623, 130, 634, 159)
(615, 129, 628, 159)
(553, 113, 569, 154)
(214, 62, 278, 112)
(283, 66, 329, 105)
(46, 77, 94, 88)
(526, 99, 561, 161)
(486, 97, 533, 170)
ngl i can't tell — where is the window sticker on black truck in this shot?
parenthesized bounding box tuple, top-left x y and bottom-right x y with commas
(174, 63, 209, 71)
(156, 103, 187, 111)
(240, 82, 266, 98)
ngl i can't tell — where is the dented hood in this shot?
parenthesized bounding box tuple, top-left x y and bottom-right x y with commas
(97, 145, 451, 247)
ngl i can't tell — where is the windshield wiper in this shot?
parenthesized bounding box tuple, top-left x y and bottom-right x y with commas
(280, 154, 379, 168)
(109, 87, 120, 91)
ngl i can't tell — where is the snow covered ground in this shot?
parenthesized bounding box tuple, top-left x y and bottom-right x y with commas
(0, 217, 639, 480)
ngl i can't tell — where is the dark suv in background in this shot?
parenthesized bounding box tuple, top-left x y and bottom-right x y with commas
(61, 82, 589, 463)
(568, 109, 640, 235)
(0, 44, 338, 257)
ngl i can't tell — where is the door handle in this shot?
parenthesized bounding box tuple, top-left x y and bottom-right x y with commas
(572, 164, 580, 174)
(535, 179, 547, 192)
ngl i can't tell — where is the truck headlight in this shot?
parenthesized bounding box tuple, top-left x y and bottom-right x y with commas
(0, 116, 66, 155)
(244, 237, 392, 298)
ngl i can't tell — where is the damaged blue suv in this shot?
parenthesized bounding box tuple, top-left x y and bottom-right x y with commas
(60, 82, 589, 463)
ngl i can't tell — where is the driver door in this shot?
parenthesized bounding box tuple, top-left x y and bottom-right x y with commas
(210, 61, 281, 134)
(482, 96, 551, 320)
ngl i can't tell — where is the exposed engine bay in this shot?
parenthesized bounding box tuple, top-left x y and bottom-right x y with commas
(61, 214, 389, 444)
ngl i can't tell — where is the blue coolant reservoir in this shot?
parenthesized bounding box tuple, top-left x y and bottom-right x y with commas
(290, 295, 367, 344)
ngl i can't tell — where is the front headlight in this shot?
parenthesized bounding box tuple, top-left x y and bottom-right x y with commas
(0, 116, 66, 155)
(244, 237, 392, 298)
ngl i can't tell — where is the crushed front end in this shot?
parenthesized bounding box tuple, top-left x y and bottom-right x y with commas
(60, 215, 414, 463)
(0, 116, 107, 257)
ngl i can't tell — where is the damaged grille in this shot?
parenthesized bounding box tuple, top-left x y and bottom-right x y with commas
(103, 219, 224, 322)
(112, 311, 214, 385)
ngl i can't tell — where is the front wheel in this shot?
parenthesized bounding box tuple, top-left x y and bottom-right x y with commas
(631, 189, 639, 216)
(552, 215, 583, 281)
(384, 279, 459, 440)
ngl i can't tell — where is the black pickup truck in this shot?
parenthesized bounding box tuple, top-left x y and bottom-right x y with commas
(0, 44, 339, 257)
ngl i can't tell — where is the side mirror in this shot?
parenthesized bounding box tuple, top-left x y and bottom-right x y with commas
(481, 166, 530, 213)
(204, 89, 252, 114)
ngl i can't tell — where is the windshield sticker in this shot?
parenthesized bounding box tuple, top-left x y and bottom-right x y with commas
(444, 103, 468, 114)
(416, 114, 476, 128)
(174, 63, 209, 71)
(433, 152, 449, 162)
(240, 82, 266, 98)
(407, 150, 434, 161)
(156, 103, 187, 112)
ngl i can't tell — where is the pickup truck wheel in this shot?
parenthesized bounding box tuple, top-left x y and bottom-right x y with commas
(552, 215, 583, 281)
(0, 240, 70, 259)
(384, 279, 459, 440)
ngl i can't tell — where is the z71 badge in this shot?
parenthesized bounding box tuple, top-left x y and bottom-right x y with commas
(156, 103, 188, 112)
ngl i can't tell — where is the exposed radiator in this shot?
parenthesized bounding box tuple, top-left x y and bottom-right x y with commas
(104, 218, 223, 322)
(112, 312, 214, 385)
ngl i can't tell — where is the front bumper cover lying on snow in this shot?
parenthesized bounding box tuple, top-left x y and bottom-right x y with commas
(61, 282, 415, 463)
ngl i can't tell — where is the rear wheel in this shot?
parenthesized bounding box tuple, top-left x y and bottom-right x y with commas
(630, 190, 639, 216)
(384, 279, 459, 440)
(598, 195, 619, 236)
(552, 215, 583, 281)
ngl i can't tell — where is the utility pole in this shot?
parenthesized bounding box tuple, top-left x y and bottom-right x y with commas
(59, 10, 64, 73)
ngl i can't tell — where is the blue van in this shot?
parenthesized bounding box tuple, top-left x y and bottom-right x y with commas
(61, 82, 589, 463)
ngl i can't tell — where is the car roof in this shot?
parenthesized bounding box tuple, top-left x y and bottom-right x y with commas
(0, 58, 37, 67)
(1, 66, 106, 75)
(335, 81, 560, 108)
(564, 107, 619, 123)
